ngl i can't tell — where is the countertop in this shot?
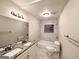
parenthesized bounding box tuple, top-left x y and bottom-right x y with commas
(1, 40, 38, 59)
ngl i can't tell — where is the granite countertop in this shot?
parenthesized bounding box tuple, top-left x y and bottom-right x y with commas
(1, 40, 38, 59)
(13, 40, 38, 59)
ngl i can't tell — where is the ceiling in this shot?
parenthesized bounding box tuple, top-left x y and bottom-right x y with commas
(11, 0, 68, 20)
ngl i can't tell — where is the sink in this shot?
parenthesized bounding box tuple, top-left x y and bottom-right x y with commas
(3, 48, 22, 58)
(24, 42, 32, 46)
(0, 48, 4, 52)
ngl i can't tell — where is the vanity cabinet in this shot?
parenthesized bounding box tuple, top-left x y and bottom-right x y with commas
(27, 43, 37, 59)
(15, 50, 28, 59)
(15, 43, 37, 59)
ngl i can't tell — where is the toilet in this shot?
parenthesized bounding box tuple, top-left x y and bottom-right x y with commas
(37, 40, 60, 59)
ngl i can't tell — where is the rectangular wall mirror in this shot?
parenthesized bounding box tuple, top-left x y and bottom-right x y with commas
(0, 15, 29, 47)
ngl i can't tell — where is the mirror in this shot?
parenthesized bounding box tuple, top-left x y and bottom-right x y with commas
(0, 15, 29, 47)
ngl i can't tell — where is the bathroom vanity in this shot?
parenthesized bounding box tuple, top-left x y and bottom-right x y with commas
(1, 40, 37, 59)
(0, 15, 38, 59)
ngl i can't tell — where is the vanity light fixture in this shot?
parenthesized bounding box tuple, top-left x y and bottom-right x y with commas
(11, 11, 24, 19)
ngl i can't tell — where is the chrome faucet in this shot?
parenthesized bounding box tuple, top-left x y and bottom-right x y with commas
(5, 44, 12, 51)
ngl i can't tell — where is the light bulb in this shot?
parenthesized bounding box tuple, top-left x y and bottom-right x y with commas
(41, 10, 51, 17)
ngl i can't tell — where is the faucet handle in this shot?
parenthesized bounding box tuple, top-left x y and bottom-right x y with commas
(4, 44, 12, 51)
(8, 44, 12, 47)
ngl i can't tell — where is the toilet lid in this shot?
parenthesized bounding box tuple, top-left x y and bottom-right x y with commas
(54, 41, 60, 45)
(46, 46, 56, 52)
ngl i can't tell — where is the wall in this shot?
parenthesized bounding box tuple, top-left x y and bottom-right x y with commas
(0, 0, 26, 22)
(24, 11, 40, 41)
(0, 0, 40, 46)
(40, 19, 58, 41)
(59, 0, 79, 59)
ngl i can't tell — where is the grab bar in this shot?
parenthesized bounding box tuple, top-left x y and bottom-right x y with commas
(64, 35, 79, 47)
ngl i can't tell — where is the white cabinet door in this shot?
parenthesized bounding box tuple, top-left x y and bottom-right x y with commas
(28, 43, 37, 59)
(15, 50, 28, 59)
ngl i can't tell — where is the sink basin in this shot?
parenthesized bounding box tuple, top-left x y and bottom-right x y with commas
(3, 48, 22, 58)
(0, 48, 4, 52)
(24, 42, 32, 46)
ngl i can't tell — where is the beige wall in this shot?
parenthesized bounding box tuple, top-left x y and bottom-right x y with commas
(24, 11, 40, 41)
(40, 19, 58, 41)
(0, 0, 40, 46)
(59, 0, 79, 59)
